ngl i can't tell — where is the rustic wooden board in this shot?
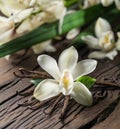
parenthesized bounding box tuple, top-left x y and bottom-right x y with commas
(0, 48, 120, 129)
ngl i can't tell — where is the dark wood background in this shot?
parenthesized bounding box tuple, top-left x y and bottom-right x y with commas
(0, 45, 120, 129)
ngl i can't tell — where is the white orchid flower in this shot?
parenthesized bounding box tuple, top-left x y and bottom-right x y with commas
(82, 17, 119, 60)
(101, 0, 120, 10)
(34, 46, 97, 106)
(0, 16, 15, 45)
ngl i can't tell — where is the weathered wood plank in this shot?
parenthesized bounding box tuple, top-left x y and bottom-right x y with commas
(0, 49, 120, 129)
(92, 102, 120, 129)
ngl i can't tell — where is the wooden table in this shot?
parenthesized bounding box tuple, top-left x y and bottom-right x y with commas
(0, 48, 120, 129)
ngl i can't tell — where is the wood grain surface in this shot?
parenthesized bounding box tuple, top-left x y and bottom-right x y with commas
(0, 46, 120, 129)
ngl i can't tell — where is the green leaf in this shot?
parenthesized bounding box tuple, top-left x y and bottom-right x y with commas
(64, 0, 80, 7)
(30, 79, 43, 86)
(0, 4, 115, 57)
(77, 76, 96, 89)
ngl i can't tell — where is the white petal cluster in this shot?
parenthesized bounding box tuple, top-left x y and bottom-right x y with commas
(82, 17, 120, 60)
(0, 0, 67, 53)
(34, 46, 97, 106)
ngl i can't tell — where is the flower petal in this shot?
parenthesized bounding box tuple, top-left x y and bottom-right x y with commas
(101, 0, 114, 7)
(106, 49, 118, 60)
(37, 55, 61, 80)
(95, 17, 111, 38)
(88, 51, 106, 59)
(116, 32, 120, 50)
(71, 82, 93, 106)
(0, 28, 14, 45)
(72, 59, 97, 80)
(115, 0, 120, 10)
(81, 35, 100, 49)
(58, 46, 78, 72)
(32, 40, 52, 54)
(45, 44, 56, 52)
(117, 32, 120, 38)
(116, 40, 120, 51)
(10, 8, 33, 23)
(66, 28, 80, 40)
(88, 50, 118, 60)
(33, 79, 60, 101)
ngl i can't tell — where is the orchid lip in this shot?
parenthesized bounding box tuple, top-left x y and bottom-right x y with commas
(60, 69, 73, 95)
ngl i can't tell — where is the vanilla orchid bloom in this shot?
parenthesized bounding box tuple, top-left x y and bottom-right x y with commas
(0, 16, 15, 45)
(34, 47, 97, 106)
(101, 0, 120, 10)
(82, 17, 120, 60)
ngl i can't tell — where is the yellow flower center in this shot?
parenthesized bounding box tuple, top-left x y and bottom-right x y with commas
(62, 71, 70, 90)
(104, 35, 109, 44)
(99, 31, 115, 52)
(60, 69, 73, 95)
